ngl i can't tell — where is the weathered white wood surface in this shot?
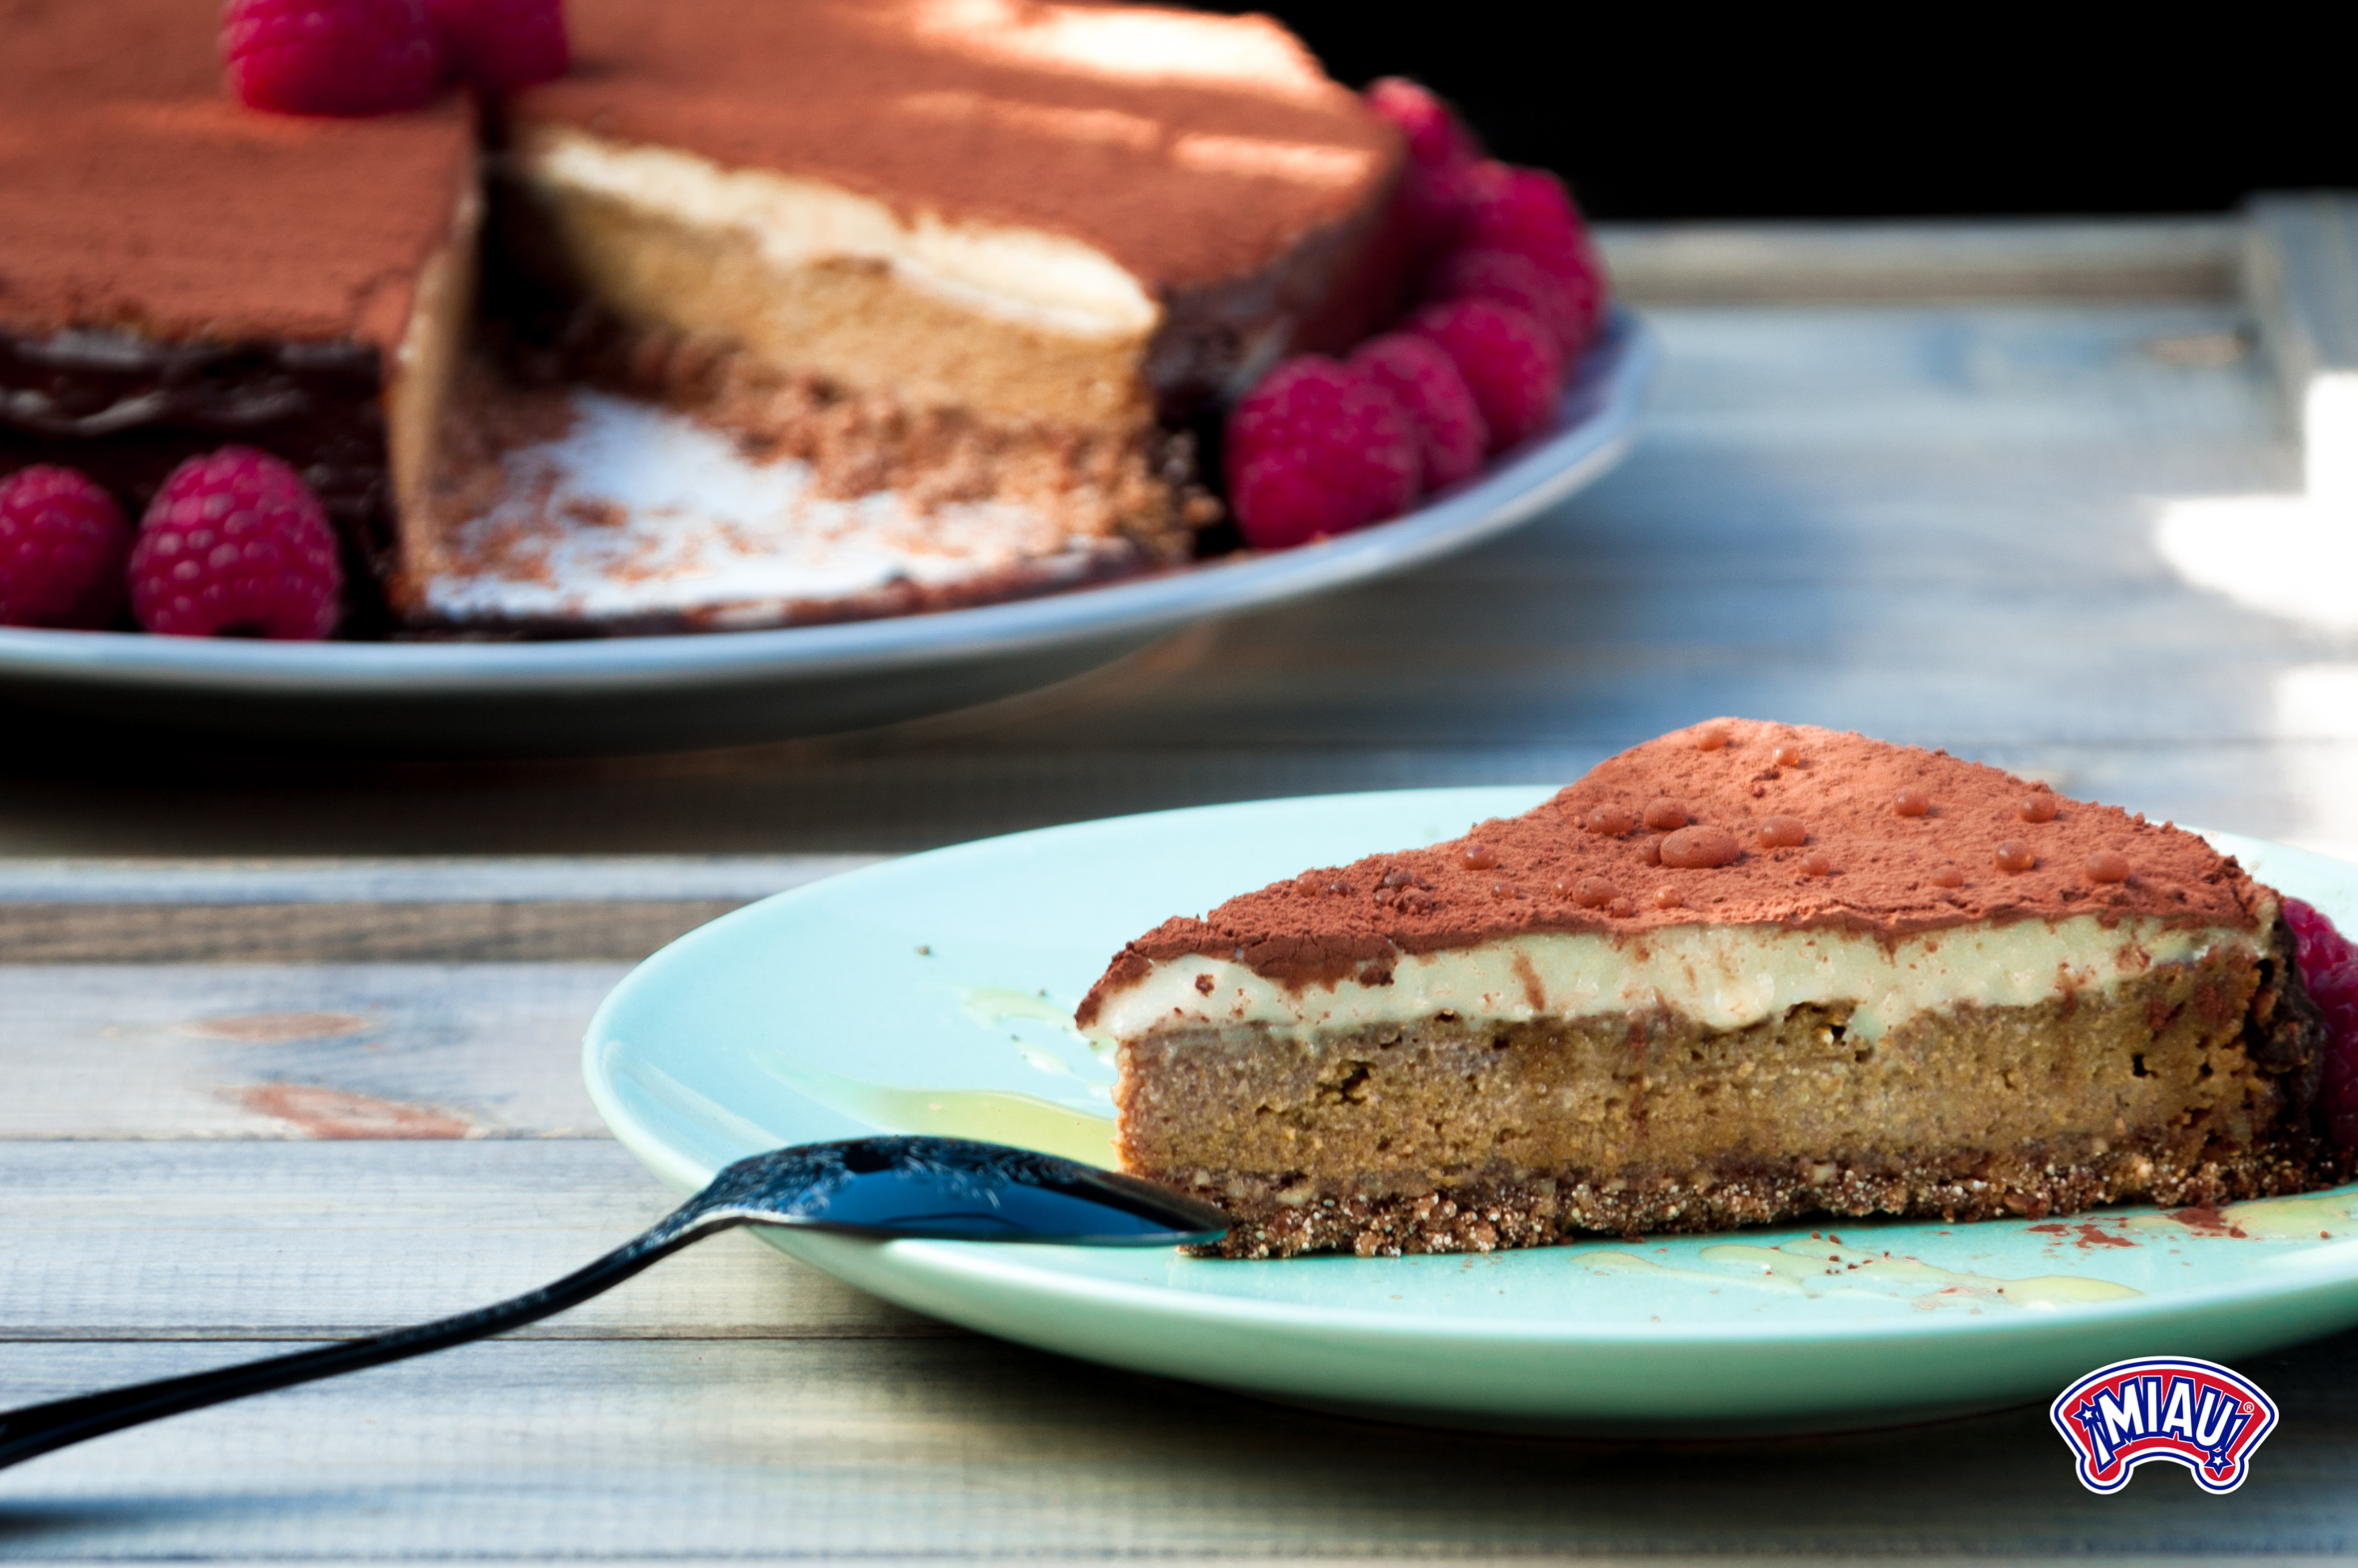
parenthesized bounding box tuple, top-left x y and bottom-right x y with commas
(1604, 216, 2240, 303)
(4, 1332, 2357, 1559)
(0, 965, 620, 1137)
(0, 860, 876, 905)
(0, 1142, 931, 1340)
(0, 859, 881, 963)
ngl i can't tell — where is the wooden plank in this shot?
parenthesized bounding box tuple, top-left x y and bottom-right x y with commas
(0, 1142, 937, 1340)
(2244, 192, 2358, 498)
(0, 1557, 2325, 1568)
(1600, 217, 2238, 304)
(0, 857, 879, 905)
(0, 965, 620, 1139)
(0, 857, 881, 964)
(0, 902, 750, 965)
(2, 1334, 2355, 1558)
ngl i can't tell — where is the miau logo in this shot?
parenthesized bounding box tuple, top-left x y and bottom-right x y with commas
(2050, 1356, 2278, 1494)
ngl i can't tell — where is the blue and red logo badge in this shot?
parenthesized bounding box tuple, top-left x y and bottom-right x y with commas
(2050, 1356, 2278, 1494)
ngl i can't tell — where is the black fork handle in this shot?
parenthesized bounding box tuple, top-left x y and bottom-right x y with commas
(0, 1204, 740, 1472)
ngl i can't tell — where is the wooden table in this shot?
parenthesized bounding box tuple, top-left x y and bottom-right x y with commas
(8, 217, 2358, 1560)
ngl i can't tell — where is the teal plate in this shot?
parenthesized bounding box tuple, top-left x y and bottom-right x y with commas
(584, 788, 2358, 1435)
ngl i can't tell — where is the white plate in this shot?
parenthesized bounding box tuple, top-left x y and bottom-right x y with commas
(0, 314, 1656, 754)
(583, 787, 2358, 1435)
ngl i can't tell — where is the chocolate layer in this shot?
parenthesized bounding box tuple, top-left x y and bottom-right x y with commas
(0, 330, 397, 581)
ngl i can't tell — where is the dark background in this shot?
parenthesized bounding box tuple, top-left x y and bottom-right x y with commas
(1229, 5, 2352, 220)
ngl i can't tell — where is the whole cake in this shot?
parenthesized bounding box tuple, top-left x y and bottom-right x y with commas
(1078, 720, 2352, 1258)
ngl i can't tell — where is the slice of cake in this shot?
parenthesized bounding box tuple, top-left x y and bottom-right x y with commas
(1077, 720, 2346, 1258)
(400, 0, 1406, 631)
(0, 0, 479, 629)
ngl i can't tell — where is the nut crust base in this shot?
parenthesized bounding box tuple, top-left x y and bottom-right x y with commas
(1171, 1136, 2353, 1259)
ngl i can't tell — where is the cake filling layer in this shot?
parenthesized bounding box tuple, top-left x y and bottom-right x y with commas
(1116, 947, 2333, 1258)
(1088, 911, 2274, 1047)
(520, 127, 1159, 338)
(505, 129, 1166, 430)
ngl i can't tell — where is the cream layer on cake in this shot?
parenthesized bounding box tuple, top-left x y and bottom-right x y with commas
(506, 124, 1166, 429)
(1082, 910, 2276, 1047)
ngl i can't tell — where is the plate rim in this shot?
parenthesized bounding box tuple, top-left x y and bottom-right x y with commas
(582, 786, 2358, 1352)
(0, 314, 1657, 698)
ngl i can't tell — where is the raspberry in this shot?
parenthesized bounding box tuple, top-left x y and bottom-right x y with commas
(1348, 333, 1487, 491)
(2286, 896, 2358, 975)
(1392, 166, 1470, 263)
(428, 0, 569, 90)
(1364, 79, 1485, 263)
(0, 466, 133, 630)
(1364, 78, 1483, 172)
(1461, 161, 1598, 283)
(222, 0, 443, 116)
(129, 448, 343, 639)
(2286, 897, 2358, 1148)
(1224, 357, 1419, 549)
(1408, 299, 1562, 454)
(1424, 246, 1599, 362)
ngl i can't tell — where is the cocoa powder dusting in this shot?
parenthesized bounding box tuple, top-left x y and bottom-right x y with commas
(513, 0, 1399, 293)
(1077, 719, 2275, 1007)
(1, 0, 474, 347)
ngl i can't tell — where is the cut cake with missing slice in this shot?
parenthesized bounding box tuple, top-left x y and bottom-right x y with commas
(1076, 720, 2347, 1259)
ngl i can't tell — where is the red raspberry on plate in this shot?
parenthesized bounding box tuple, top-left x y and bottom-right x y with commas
(0, 466, 133, 630)
(222, 0, 443, 116)
(1423, 246, 1599, 363)
(2286, 897, 2358, 1148)
(1349, 333, 1487, 491)
(130, 448, 343, 640)
(1364, 78, 1484, 263)
(1365, 78, 1483, 172)
(1224, 357, 1419, 549)
(1461, 161, 1599, 282)
(428, 0, 569, 90)
(2286, 896, 2358, 976)
(1408, 299, 1562, 454)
